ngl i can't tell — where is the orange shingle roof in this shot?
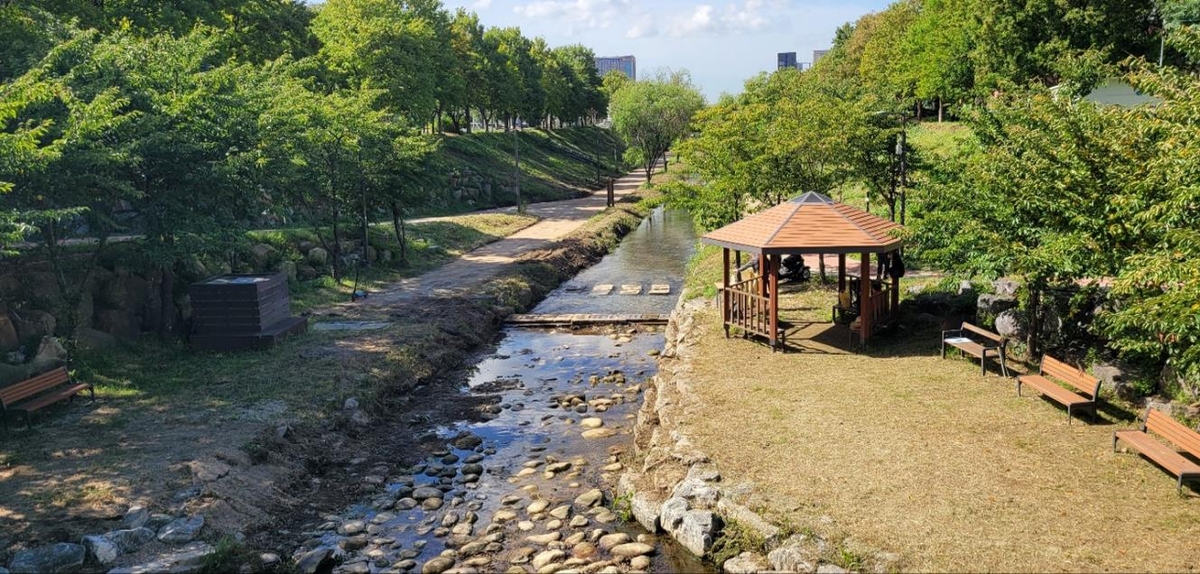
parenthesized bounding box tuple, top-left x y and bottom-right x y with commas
(701, 192, 904, 254)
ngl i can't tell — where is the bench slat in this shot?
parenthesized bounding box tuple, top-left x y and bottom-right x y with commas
(14, 383, 91, 412)
(961, 322, 1003, 343)
(1147, 410, 1200, 459)
(1041, 356, 1100, 398)
(1019, 375, 1091, 406)
(949, 341, 988, 358)
(1117, 430, 1200, 476)
(0, 367, 71, 405)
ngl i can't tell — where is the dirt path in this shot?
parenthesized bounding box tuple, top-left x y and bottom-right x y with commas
(358, 165, 657, 305)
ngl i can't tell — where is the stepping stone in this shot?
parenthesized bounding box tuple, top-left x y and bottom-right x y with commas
(619, 284, 642, 295)
(648, 284, 671, 295)
(591, 284, 614, 295)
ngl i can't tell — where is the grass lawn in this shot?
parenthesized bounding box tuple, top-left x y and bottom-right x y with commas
(679, 277, 1200, 571)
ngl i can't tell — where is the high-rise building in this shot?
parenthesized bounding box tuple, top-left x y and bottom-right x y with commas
(777, 52, 798, 70)
(812, 49, 829, 65)
(594, 56, 636, 80)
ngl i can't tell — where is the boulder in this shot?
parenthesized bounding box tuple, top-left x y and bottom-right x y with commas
(75, 327, 116, 351)
(675, 510, 722, 557)
(75, 290, 94, 330)
(294, 547, 333, 574)
(278, 260, 298, 282)
(249, 243, 276, 265)
(365, 246, 378, 263)
(659, 496, 688, 533)
(671, 477, 720, 509)
(976, 294, 1017, 318)
(993, 277, 1020, 297)
(29, 337, 68, 372)
(767, 537, 818, 573)
(7, 543, 86, 573)
(157, 515, 204, 544)
(723, 552, 771, 574)
(630, 491, 662, 533)
(108, 542, 214, 574)
(95, 309, 138, 339)
(123, 505, 150, 529)
(298, 265, 318, 280)
(81, 534, 119, 565)
(1092, 360, 1138, 401)
(307, 247, 329, 266)
(104, 527, 156, 553)
(0, 311, 17, 350)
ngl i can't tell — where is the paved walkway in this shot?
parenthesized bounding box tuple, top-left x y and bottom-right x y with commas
(358, 164, 658, 306)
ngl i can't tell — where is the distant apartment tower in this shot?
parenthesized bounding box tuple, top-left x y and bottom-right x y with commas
(777, 52, 798, 70)
(595, 55, 636, 80)
(812, 49, 829, 65)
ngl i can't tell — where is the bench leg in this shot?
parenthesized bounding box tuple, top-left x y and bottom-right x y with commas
(1067, 404, 1074, 425)
(941, 340, 946, 359)
(999, 353, 1010, 378)
(1179, 475, 1185, 497)
(981, 350, 989, 377)
(1016, 379, 1023, 396)
(1112, 432, 1118, 453)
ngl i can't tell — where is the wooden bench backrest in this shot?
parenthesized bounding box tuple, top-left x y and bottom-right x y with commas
(961, 322, 1004, 345)
(1146, 409, 1200, 458)
(0, 367, 70, 406)
(1041, 355, 1101, 398)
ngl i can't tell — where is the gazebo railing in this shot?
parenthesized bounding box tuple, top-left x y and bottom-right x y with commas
(861, 282, 895, 335)
(721, 276, 773, 340)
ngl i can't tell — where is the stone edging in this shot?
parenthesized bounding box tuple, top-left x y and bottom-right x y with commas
(619, 295, 873, 574)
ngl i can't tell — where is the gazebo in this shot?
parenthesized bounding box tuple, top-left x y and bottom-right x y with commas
(701, 192, 906, 349)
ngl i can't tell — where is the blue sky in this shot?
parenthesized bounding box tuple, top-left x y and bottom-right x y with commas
(310, 1, 892, 101)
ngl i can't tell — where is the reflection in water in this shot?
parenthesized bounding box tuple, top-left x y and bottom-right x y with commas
(532, 207, 698, 315)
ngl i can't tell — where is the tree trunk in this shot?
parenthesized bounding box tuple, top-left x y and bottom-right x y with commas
(818, 254, 827, 283)
(158, 267, 174, 339)
(937, 97, 944, 123)
(465, 108, 472, 133)
(391, 200, 407, 264)
(331, 208, 342, 282)
(1026, 285, 1041, 356)
(915, 101, 922, 121)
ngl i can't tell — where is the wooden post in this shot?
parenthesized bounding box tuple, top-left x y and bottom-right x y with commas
(837, 254, 846, 292)
(759, 253, 769, 297)
(890, 251, 900, 319)
(722, 248, 730, 338)
(860, 252, 871, 344)
(734, 251, 742, 283)
(769, 254, 779, 349)
(607, 178, 614, 207)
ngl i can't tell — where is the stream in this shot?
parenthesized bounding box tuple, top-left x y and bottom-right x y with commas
(297, 207, 707, 574)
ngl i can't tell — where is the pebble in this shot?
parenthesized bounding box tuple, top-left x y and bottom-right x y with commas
(630, 556, 651, 570)
(594, 510, 617, 523)
(580, 428, 617, 439)
(549, 505, 571, 519)
(525, 532, 561, 545)
(602, 462, 623, 472)
(610, 542, 655, 557)
(527, 499, 550, 514)
(397, 498, 418, 510)
(569, 516, 589, 528)
(339, 520, 366, 536)
(421, 556, 455, 574)
(492, 510, 518, 524)
(511, 547, 536, 564)
(597, 533, 631, 549)
(517, 521, 535, 532)
(545, 519, 563, 530)
(574, 489, 604, 508)
(516, 468, 538, 477)
(580, 418, 604, 429)
(422, 498, 444, 511)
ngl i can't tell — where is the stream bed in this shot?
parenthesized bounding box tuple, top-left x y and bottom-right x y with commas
(294, 208, 708, 574)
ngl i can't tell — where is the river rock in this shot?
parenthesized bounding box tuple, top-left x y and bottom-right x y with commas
(517, 520, 535, 531)
(294, 547, 333, 574)
(723, 551, 771, 573)
(338, 520, 366, 536)
(629, 492, 661, 532)
(8, 543, 85, 573)
(528, 499, 550, 514)
(81, 535, 119, 565)
(594, 510, 617, 524)
(340, 535, 368, 551)
(549, 505, 571, 519)
(673, 477, 720, 509)
(580, 418, 604, 429)
(413, 487, 444, 501)
(574, 489, 604, 509)
(569, 515, 589, 528)
(423, 498, 444, 511)
(817, 565, 850, 574)
(659, 496, 688, 533)
(610, 543, 655, 558)
(493, 509, 518, 523)
(581, 428, 617, 439)
(461, 463, 484, 476)
(598, 533, 631, 550)
(511, 547, 536, 564)
(421, 556, 456, 574)
(157, 515, 204, 543)
(526, 532, 561, 545)
(397, 498, 419, 510)
(532, 549, 565, 570)
(571, 542, 597, 559)
(452, 433, 483, 450)
(108, 541, 215, 574)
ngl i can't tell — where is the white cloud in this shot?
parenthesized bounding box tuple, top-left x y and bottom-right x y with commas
(669, 0, 787, 37)
(625, 15, 658, 39)
(472, 0, 493, 9)
(513, 0, 632, 31)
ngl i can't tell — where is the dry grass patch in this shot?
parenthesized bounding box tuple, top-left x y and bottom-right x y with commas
(681, 288, 1200, 572)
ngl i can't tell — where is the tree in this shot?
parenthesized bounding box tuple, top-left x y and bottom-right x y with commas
(609, 70, 705, 181)
(901, 0, 976, 121)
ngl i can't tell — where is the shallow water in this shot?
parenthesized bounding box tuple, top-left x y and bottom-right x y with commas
(308, 208, 709, 573)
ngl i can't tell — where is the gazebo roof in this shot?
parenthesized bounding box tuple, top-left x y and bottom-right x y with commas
(701, 192, 904, 254)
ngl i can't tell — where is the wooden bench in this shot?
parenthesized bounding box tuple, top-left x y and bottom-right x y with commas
(1114, 408, 1200, 494)
(941, 321, 1009, 377)
(1016, 355, 1101, 424)
(0, 367, 93, 432)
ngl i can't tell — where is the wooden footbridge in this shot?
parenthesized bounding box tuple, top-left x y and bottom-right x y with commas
(503, 313, 670, 327)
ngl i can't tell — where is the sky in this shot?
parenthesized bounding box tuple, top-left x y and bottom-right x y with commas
(310, 1, 893, 101)
(452, 0, 892, 101)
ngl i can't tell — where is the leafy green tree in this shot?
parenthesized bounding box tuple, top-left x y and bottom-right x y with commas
(901, 0, 975, 120)
(313, 0, 442, 125)
(610, 70, 705, 181)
